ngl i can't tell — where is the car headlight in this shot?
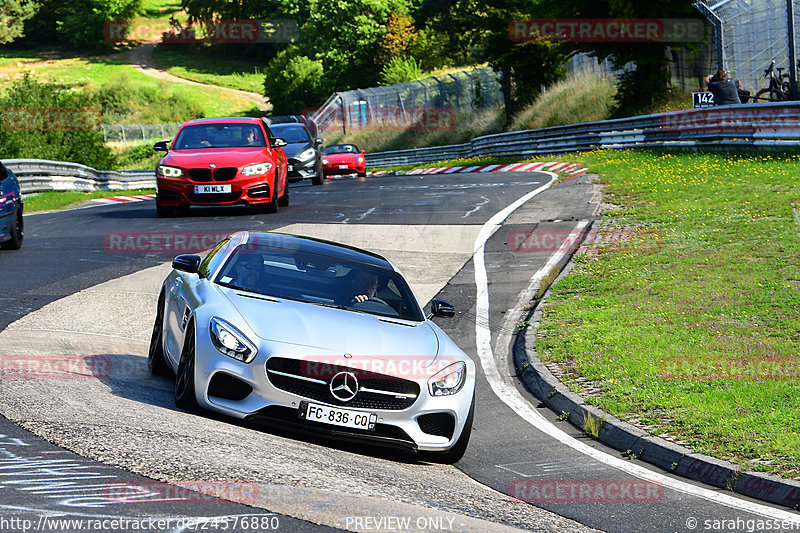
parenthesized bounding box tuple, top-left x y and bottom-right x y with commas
(356, 156, 364, 163)
(209, 317, 257, 363)
(241, 162, 273, 176)
(158, 165, 183, 177)
(298, 148, 316, 161)
(428, 362, 466, 396)
(322, 158, 330, 165)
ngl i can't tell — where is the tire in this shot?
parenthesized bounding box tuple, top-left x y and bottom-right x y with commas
(421, 392, 475, 464)
(754, 88, 772, 103)
(260, 177, 279, 214)
(357, 171, 367, 178)
(174, 321, 199, 411)
(1, 207, 23, 250)
(147, 291, 170, 376)
(278, 182, 290, 207)
(312, 160, 323, 185)
(156, 201, 175, 218)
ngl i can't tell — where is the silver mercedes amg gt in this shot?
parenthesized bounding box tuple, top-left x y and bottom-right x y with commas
(148, 231, 476, 462)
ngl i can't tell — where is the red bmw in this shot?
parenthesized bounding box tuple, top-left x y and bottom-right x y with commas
(153, 117, 289, 217)
(321, 144, 366, 178)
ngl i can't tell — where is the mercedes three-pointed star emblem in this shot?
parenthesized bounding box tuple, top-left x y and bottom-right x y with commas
(329, 371, 359, 402)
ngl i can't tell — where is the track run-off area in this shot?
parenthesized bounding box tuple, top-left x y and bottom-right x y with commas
(0, 171, 798, 533)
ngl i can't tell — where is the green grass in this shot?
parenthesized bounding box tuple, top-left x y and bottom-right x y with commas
(535, 150, 800, 479)
(24, 189, 155, 212)
(0, 50, 260, 122)
(152, 46, 266, 94)
(511, 74, 617, 130)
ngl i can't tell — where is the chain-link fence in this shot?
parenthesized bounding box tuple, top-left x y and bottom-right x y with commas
(697, 0, 800, 95)
(310, 67, 503, 134)
(101, 123, 182, 144)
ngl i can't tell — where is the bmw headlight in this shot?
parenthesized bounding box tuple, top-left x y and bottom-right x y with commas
(209, 317, 257, 363)
(158, 165, 183, 177)
(322, 158, 330, 165)
(356, 156, 364, 163)
(428, 362, 466, 396)
(299, 148, 316, 161)
(241, 162, 273, 176)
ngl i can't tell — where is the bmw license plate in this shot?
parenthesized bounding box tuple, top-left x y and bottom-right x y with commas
(194, 184, 231, 194)
(298, 401, 377, 431)
(339, 164, 349, 169)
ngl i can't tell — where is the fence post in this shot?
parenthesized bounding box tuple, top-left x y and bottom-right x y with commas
(447, 73, 460, 111)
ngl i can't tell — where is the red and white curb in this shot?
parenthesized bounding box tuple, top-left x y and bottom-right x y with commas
(92, 194, 156, 205)
(400, 161, 588, 178)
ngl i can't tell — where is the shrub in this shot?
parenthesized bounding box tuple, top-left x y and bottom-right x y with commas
(263, 47, 328, 115)
(0, 75, 116, 169)
(380, 56, 424, 85)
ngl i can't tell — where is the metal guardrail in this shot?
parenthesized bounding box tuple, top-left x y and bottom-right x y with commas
(7, 103, 800, 192)
(3, 159, 155, 195)
(365, 102, 800, 168)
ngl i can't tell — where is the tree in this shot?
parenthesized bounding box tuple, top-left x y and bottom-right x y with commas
(22, 0, 142, 49)
(0, 0, 36, 44)
(539, 0, 700, 116)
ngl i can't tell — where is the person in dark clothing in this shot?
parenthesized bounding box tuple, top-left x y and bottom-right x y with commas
(705, 70, 742, 105)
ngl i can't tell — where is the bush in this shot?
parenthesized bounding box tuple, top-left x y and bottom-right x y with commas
(0, 75, 116, 169)
(263, 47, 328, 115)
(380, 56, 424, 85)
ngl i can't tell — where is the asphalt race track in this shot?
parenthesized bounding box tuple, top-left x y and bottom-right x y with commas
(1, 171, 799, 533)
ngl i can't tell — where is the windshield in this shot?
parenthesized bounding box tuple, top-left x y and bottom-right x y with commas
(214, 244, 423, 322)
(270, 126, 311, 144)
(323, 144, 359, 155)
(173, 123, 266, 149)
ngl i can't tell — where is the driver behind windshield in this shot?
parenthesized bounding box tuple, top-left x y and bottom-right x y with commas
(351, 271, 378, 303)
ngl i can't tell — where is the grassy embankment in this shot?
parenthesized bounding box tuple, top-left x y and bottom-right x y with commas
(533, 150, 800, 480)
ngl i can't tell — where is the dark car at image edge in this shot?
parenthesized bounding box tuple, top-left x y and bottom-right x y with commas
(0, 161, 23, 250)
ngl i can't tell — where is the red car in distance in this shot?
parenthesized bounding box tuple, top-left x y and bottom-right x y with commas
(153, 117, 289, 217)
(321, 144, 366, 178)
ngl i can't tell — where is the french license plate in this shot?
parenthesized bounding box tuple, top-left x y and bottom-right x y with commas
(287, 165, 293, 172)
(298, 401, 377, 431)
(339, 164, 349, 169)
(194, 184, 231, 194)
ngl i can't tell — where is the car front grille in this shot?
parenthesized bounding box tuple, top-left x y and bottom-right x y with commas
(266, 357, 420, 411)
(187, 167, 238, 182)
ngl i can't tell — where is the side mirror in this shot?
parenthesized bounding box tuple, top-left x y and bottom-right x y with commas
(153, 140, 170, 152)
(272, 138, 287, 148)
(315, 137, 323, 146)
(172, 254, 201, 274)
(360, 150, 366, 155)
(429, 299, 455, 319)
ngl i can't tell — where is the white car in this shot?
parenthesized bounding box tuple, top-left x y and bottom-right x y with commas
(148, 231, 476, 462)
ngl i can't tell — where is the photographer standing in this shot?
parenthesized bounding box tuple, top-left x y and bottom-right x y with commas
(705, 70, 743, 105)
